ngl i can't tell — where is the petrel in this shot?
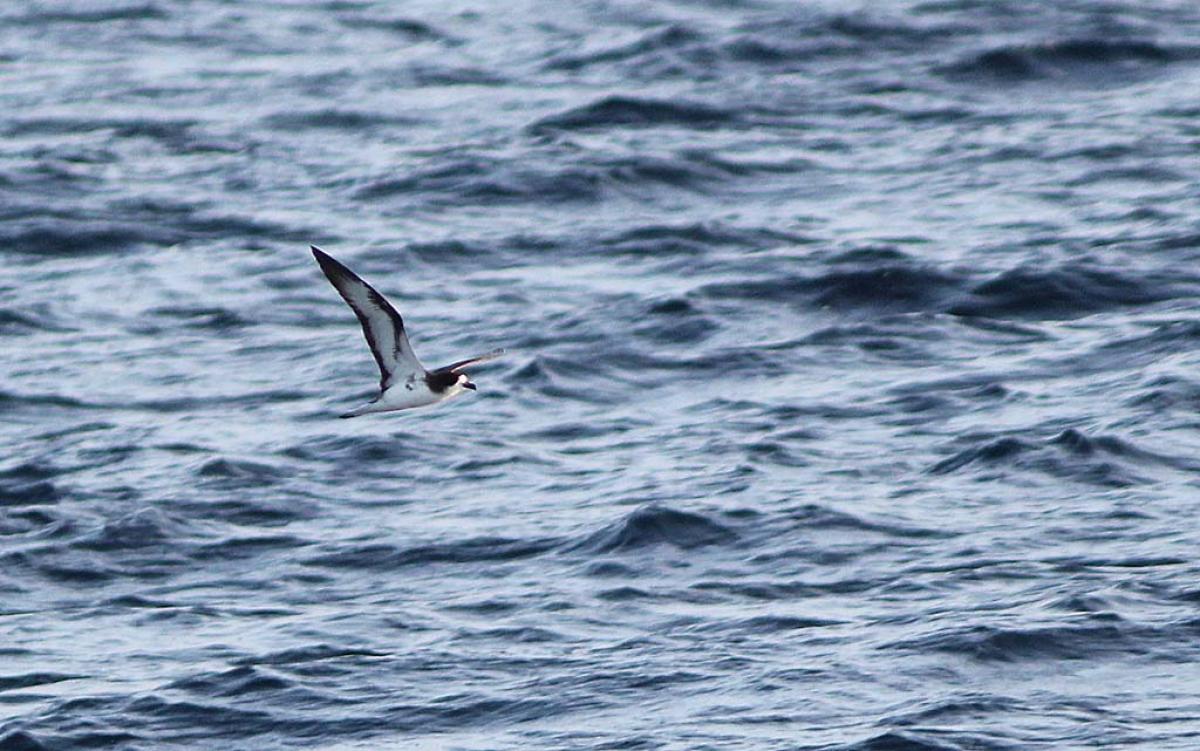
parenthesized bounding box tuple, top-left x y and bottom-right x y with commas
(311, 246, 503, 418)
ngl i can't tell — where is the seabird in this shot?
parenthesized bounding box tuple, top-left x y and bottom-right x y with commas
(311, 246, 503, 418)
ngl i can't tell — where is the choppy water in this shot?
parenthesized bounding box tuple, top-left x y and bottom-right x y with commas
(3, 1, 1200, 748)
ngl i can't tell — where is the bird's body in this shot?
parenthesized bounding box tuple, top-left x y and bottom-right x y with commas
(341, 368, 472, 417)
(311, 246, 503, 418)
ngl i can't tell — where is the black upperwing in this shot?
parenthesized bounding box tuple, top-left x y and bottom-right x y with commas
(312, 246, 424, 389)
(440, 349, 506, 374)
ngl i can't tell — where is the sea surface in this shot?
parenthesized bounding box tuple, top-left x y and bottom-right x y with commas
(2, 1, 1200, 748)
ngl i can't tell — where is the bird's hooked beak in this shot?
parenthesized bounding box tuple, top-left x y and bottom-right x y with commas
(464, 381, 477, 391)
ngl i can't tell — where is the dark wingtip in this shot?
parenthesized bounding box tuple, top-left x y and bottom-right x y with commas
(311, 246, 342, 277)
(338, 412, 356, 419)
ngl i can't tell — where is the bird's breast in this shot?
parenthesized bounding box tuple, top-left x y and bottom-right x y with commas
(378, 385, 442, 410)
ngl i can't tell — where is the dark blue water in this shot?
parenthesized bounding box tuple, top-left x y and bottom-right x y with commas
(3, 1, 1200, 748)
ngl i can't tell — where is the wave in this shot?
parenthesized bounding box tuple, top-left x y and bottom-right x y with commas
(1065, 165, 1186, 187)
(0, 731, 53, 751)
(354, 150, 757, 207)
(280, 434, 445, 466)
(75, 508, 186, 552)
(11, 4, 167, 25)
(882, 693, 1025, 725)
(0, 459, 65, 508)
(888, 622, 1138, 662)
(0, 462, 60, 483)
(354, 158, 602, 204)
(631, 298, 718, 346)
(957, 262, 1172, 319)
(191, 535, 305, 564)
(334, 14, 448, 41)
(1127, 374, 1200, 413)
(521, 417, 646, 442)
(698, 257, 963, 314)
(1, 220, 179, 257)
(542, 13, 959, 78)
(195, 458, 285, 486)
(260, 109, 422, 131)
(235, 644, 389, 667)
(599, 222, 809, 256)
(121, 696, 275, 736)
(124, 390, 308, 414)
(408, 65, 507, 87)
(727, 16, 959, 71)
(146, 305, 251, 331)
(1049, 428, 1200, 472)
(168, 665, 294, 698)
(840, 729, 998, 751)
(5, 116, 193, 141)
(2, 115, 239, 156)
(2, 208, 307, 258)
(943, 38, 1194, 83)
(1020, 320, 1200, 381)
(2, 547, 119, 585)
(0, 306, 72, 335)
(0, 672, 79, 692)
(545, 24, 701, 72)
(501, 357, 619, 404)
(569, 505, 737, 553)
(784, 503, 952, 539)
(928, 428, 1194, 486)
(708, 614, 842, 634)
(0, 479, 61, 506)
(529, 95, 739, 133)
(699, 250, 1191, 321)
(302, 535, 559, 570)
(929, 436, 1029, 475)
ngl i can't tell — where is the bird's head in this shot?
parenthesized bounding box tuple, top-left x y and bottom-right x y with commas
(458, 373, 477, 391)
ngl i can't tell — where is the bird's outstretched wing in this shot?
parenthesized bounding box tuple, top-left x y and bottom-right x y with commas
(312, 246, 423, 389)
(440, 348, 506, 374)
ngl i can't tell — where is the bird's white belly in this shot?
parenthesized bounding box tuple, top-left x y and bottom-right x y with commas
(377, 385, 443, 411)
(376, 381, 470, 412)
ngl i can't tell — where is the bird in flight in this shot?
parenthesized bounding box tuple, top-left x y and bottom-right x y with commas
(311, 246, 504, 418)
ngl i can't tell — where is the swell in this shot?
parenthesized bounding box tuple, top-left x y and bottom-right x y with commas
(529, 95, 740, 133)
(301, 536, 562, 571)
(568, 505, 738, 553)
(10, 4, 168, 25)
(260, 109, 423, 131)
(3, 116, 239, 156)
(697, 251, 1194, 320)
(882, 616, 1197, 662)
(942, 38, 1197, 83)
(542, 13, 963, 79)
(1, 209, 309, 258)
(928, 428, 1199, 487)
(303, 504, 741, 573)
(352, 148, 785, 207)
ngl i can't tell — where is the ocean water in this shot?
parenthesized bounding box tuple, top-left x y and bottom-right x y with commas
(2, 0, 1200, 748)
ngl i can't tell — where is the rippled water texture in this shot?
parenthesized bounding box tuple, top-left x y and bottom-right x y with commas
(3, 1, 1200, 749)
